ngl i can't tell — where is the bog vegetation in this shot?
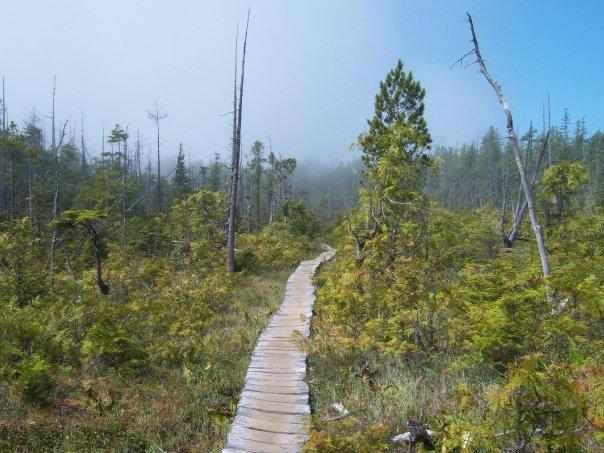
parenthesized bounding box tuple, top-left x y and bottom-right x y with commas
(0, 83, 323, 450)
(306, 52, 603, 453)
(1, 15, 603, 453)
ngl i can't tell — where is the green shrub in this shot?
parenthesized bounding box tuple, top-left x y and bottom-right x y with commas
(81, 307, 148, 374)
(15, 354, 54, 405)
(238, 221, 315, 271)
(236, 248, 258, 271)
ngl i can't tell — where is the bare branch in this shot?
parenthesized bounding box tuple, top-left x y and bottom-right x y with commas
(449, 49, 475, 70)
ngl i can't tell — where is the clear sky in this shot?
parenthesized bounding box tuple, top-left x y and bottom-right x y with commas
(2, 0, 603, 163)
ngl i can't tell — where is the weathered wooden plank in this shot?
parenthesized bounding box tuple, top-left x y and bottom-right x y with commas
(238, 396, 310, 414)
(244, 378, 305, 388)
(234, 414, 303, 434)
(246, 367, 305, 375)
(236, 406, 310, 424)
(244, 382, 308, 395)
(229, 424, 306, 445)
(226, 437, 296, 453)
(248, 363, 306, 374)
(241, 389, 308, 404)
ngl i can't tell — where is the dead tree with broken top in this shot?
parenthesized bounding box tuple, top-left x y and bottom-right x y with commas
(227, 8, 250, 273)
(458, 13, 551, 280)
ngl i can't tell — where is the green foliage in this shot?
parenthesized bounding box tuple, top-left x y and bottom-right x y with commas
(362, 59, 431, 172)
(442, 355, 589, 451)
(0, 184, 317, 450)
(165, 189, 226, 271)
(172, 143, 192, 199)
(280, 200, 321, 238)
(249, 140, 265, 227)
(14, 355, 54, 406)
(309, 207, 604, 450)
(428, 115, 604, 212)
(57, 208, 107, 228)
(0, 219, 46, 305)
(74, 166, 123, 210)
(540, 161, 589, 219)
(80, 304, 149, 374)
(238, 221, 316, 271)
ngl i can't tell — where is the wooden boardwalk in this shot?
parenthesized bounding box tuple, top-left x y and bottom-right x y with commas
(223, 248, 335, 453)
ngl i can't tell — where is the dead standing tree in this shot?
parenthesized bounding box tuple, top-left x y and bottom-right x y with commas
(147, 101, 167, 212)
(504, 130, 550, 247)
(2, 76, 6, 132)
(48, 77, 69, 274)
(456, 13, 552, 282)
(227, 8, 250, 272)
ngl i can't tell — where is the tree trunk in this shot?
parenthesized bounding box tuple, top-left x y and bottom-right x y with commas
(156, 123, 161, 212)
(28, 148, 33, 224)
(2, 76, 6, 132)
(81, 111, 88, 182)
(227, 27, 240, 273)
(499, 164, 509, 236)
(256, 170, 261, 228)
(227, 8, 250, 272)
(467, 13, 551, 279)
(50, 77, 58, 273)
(122, 134, 128, 244)
(90, 228, 109, 295)
(505, 131, 549, 247)
(10, 151, 15, 220)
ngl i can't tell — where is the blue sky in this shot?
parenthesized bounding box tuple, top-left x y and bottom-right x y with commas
(2, 0, 602, 162)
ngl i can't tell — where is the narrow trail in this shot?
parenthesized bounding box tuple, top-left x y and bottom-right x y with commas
(223, 247, 335, 453)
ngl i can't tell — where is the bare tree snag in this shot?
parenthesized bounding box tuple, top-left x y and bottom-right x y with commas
(227, 7, 250, 273)
(464, 13, 552, 280)
(48, 77, 69, 275)
(2, 76, 6, 132)
(147, 101, 167, 212)
(505, 130, 550, 247)
(499, 164, 509, 237)
(227, 26, 239, 272)
(80, 110, 88, 182)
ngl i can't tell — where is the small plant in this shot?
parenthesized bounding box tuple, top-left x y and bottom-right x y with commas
(15, 354, 54, 406)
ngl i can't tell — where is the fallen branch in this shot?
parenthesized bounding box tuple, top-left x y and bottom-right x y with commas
(391, 420, 435, 451)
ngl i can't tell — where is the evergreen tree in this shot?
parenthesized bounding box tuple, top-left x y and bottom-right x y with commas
(574, 117, 587, 162)
(173, 143, 191, 199)
(249, 140, 265, 228)
(560, 108, 571, 142)
(354, 59, 433, 266)
(107, 124, 128, 168)
(361, 59, 431, 171)
(208, 152, 222, 192)
(482, 126, 503, 201)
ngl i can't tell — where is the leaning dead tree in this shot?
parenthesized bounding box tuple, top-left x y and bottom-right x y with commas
(504, 130, 550, 247)
(458, 13, 552, 280)
(227, 8, 250, 273)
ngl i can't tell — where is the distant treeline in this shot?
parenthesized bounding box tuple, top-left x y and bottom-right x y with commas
(427, 113, 603, 215)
